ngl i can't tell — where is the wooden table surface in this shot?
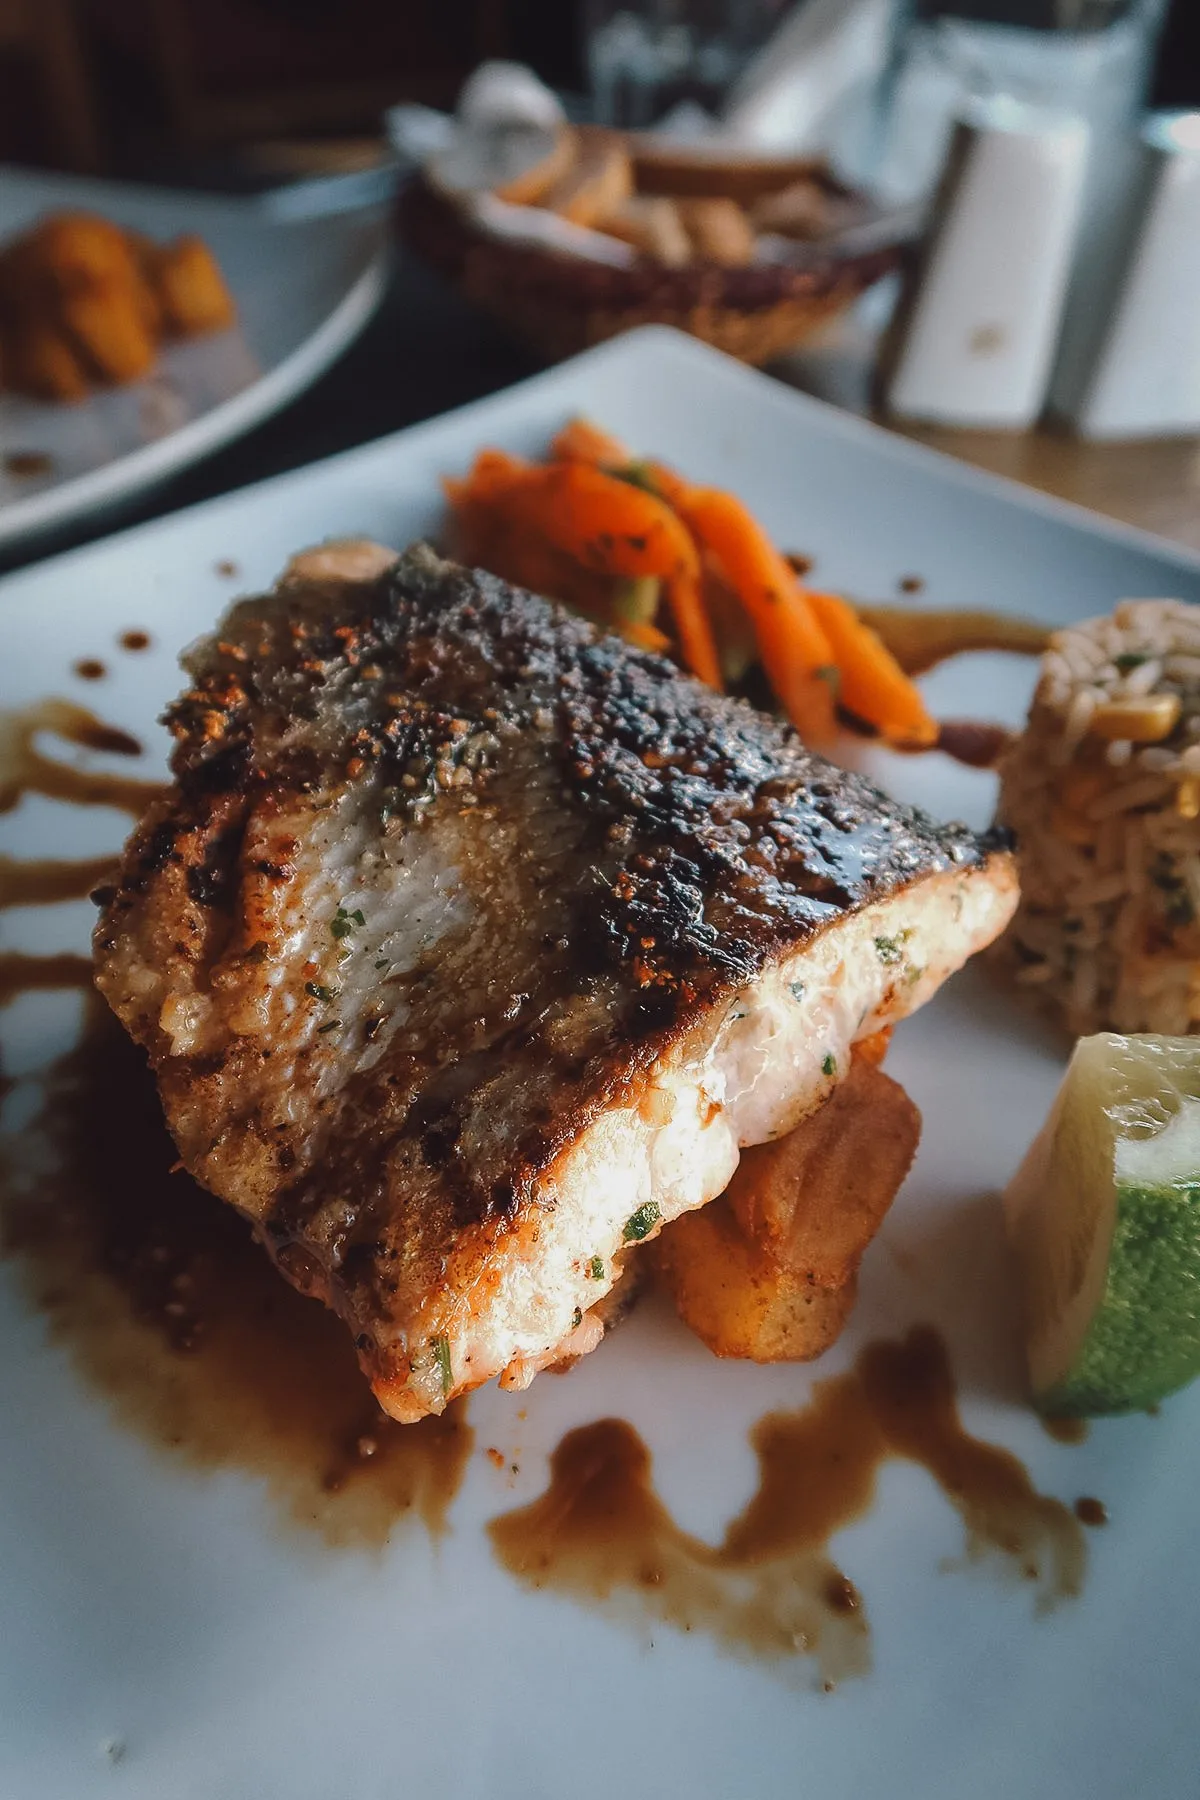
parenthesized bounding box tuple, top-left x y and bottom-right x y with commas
(895, 423, 1200, 556)
(779, 307, 1200, 559)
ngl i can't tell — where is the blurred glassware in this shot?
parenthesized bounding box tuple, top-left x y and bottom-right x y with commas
(585, 0, 791, 130)
(864, 0, 1167, 202)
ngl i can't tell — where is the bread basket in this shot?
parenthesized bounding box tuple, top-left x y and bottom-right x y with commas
(397, 173, 900, 367)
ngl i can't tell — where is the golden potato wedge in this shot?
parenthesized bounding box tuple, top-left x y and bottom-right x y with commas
(151, 236, 237, 337)
(25, 212, 143, 293)
(727, 1058, 921, 1288)
(3, 319, 90, 402)
(58, 280, 157, 384)
(650, 1196, 856, 1363)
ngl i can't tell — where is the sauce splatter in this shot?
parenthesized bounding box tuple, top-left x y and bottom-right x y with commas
(898, 574, 925, 594)
(215, 559, 239, 579)
(119, 631, 152, 653)
(73, 659, 107, 682)
(0, 998, 472, 1546)
(1075, 1497, 1108, 1527)
(491, 1327, 1085, 1683)
(785, 552, 814, 577)
(0, 699, 161, 817)
(4, 451, 53, 479)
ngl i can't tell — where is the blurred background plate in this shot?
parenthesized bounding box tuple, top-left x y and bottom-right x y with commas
(0, 169, 387, 554)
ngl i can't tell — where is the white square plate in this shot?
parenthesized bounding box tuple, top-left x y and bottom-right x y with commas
(2, 328, 1199, 1800)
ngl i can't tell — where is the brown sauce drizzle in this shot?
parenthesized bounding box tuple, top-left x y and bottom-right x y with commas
(0, 997, 472, 1545)
(899, 575, 925, 594)
(0, 853, 116, 911)
(856, 605, 1051, 676)
(0, 950, 94, 1007)
(119, 630, 152, 652)
(73, 659, 107, 682)
(0, 699, 162, 818)
(1075, 1497, 1107, 1527)
(491, 1326, 1085, 1684)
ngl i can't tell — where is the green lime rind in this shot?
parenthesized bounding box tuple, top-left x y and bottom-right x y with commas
(1036, 1176, 1200, 1417)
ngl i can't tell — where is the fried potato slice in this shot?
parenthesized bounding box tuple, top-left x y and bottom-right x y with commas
(652, 1054, 920, 1362)
(150, 236, 237, 336)
(58, 281, 157, 383)
(1, 319, 89, 401)
(727, 1057, 921, 1289)
(650, 1195, 856, 1363)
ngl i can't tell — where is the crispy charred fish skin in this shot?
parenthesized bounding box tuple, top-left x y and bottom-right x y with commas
(95, 545, 1014, 1419)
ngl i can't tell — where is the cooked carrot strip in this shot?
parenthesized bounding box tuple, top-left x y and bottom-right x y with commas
(620, 620, 673, 655)
(806, 590, 937, 749)
(551, 417, 631, 466)
(650, 474, 838, 744)
(663, 569, 723, 688)
(491, 461, 723, 686)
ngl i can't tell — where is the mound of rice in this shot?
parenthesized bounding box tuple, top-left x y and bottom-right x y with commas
(997, 598, 1200, 1035)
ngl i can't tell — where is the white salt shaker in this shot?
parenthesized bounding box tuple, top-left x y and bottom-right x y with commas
(1052, 112, 1200, 439)
(881, 96, 1091, 430)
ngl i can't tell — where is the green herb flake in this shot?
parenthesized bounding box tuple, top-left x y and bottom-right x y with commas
(1114, 652, 1149, 673)
(317, 1019, 342, 1034)
(431, 1335, 452, 1397)
(571, 1308, 583, 1330)
(815, 663, 842, 694)
(874, 931, 910, 965)
(623, 1201, 661, 1243)
(822, 1053, 837, 1077)
(588, 1255, 605, 1280)
(374, 958, 391, 971)
(349, 909, 365, 926)
(614, 460, 658, 495)
(305, 981, 337, 1003)
(790, 981, 806, 1001)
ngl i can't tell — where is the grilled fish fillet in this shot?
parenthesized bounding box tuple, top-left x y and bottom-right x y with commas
(95, 543, 1017, 1421)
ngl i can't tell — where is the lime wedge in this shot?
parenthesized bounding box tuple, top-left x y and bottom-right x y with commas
(1004, 1033, 1200, 1416)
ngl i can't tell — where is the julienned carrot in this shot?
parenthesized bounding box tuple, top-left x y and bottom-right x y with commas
(805, 590, 937, 749)
(551, 417, 630, 467)
(442, 448, 533, 508)
(651, 474, 838, 745)
(503, 462, 722, 687)
(445, 454, 722, 685)
(621, 619, 673, 655)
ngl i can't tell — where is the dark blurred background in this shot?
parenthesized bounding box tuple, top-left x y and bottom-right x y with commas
(0, 0, 585, 179)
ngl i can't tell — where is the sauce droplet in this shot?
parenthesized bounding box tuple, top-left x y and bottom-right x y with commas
(491, 1326, 1085, 1679)
(936, 719, 1013, 771)
(119, 630, 152, 653)
(73, 659, 107, 682)
(1074, 1497, 1108, 1527)
(1042, 1415, 1090, 1445)
(4, 451, 54, 479)
(898, 574, 925, 594)
(785, 552, 814, 576)
(215, 559, 239, 578)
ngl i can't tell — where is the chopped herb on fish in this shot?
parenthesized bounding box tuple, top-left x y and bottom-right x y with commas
(623, 1201, 660, 1242)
